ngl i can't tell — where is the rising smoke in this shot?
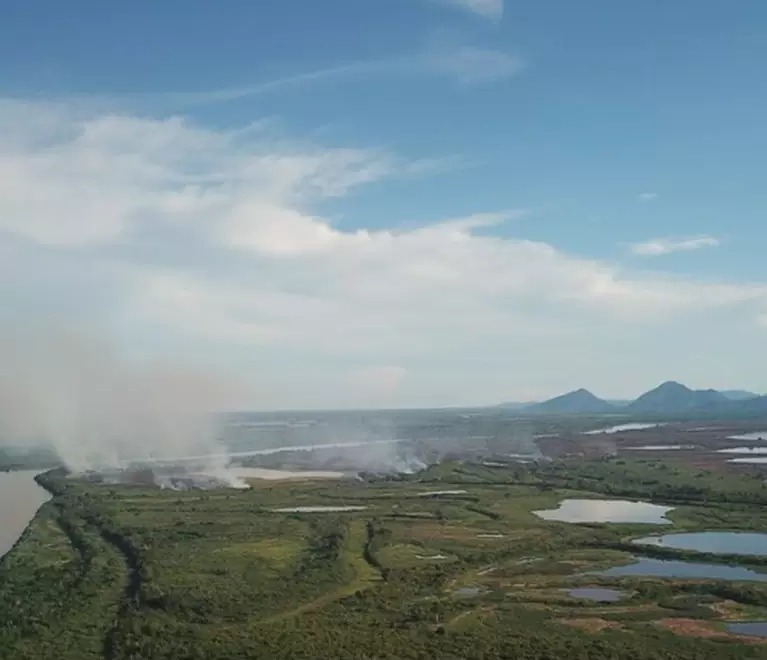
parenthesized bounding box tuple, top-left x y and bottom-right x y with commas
(0, 327, 248, 484)
(0, 328, 543, 489)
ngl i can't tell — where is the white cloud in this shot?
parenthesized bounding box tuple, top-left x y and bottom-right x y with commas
(63, 43, 521, 113)
(2, 100, 766, 406)
(425, 46, 523, 85)
(435, 0, 504, 20)
(630, 236, 721, 257)
(638, 192, 658, 202)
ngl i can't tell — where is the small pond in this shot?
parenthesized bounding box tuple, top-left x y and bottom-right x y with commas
(625, 445, 694, 451)
(726, 622, 767, 638)
(567, 588, 625, 603)
(718, 446, 767, 455)
(417, 489, 468, 497)
(234, 467, 346, 480)
(633, 532, 767, 557)
(594, 558, 767, 582)
(585, 423, 663, 435)
(454, 586, 484, 599)
(534, 499, 673, 524)
(727, 432, 767, 442)
(270, 505, 367, 513)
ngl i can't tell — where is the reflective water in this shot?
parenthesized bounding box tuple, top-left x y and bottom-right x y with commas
(477, 533, 505, 539)
(585, 423, 662, 435)
(270, 505, 367, 513)
(726, 622, 767, 638)
(567, 588, 625, 602)
(0, 470, 50, 559)
(729, 458, 767, 464)
(454, 586, 484, 599)
(596, 558, 767, 582)
(718, 446, 767, 455)
(633, 532, 767, 556)
(727, 432, 767, 442)
(534, 499, 673, 524)
(625, 445, 693, 451)
(233, 467, 346, 480)
(417, 489, 468, 497)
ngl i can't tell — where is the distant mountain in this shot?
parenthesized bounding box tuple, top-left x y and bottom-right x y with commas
(720, 390, 760, 401)
(526, 389, 615, 414)
(507, 382, 767, 417)
(731, 395, 767, 414)
(628, 381, 728, 413)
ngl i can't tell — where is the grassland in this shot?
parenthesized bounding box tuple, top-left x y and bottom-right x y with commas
(4, 458, 767, 658)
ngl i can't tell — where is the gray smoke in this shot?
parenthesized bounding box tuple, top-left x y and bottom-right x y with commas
(0, 327, 248, 483)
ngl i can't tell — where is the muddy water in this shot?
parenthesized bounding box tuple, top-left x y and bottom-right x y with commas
(0, 470, 50, 559)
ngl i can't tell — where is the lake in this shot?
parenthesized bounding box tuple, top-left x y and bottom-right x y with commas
(534, 499, 673, 524)
(0, 470, 50, 560)
(595, 558, 767, 582)
(567, 588, 625, 602)
(633, 532, 767, 556)
(726, 622, 767, 638)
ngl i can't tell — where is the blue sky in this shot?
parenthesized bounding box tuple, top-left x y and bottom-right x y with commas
(2, 0, 767, 408)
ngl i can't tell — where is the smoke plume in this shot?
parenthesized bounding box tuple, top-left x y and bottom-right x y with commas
(0, 327, 247, 476)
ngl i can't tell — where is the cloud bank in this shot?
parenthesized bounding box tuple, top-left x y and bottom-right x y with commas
(1, 100, 766, 406)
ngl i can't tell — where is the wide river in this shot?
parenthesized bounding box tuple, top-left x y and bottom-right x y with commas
(0, 470, 51, 560)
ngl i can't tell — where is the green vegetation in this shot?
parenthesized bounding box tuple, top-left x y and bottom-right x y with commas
(4, 459, 767, 658)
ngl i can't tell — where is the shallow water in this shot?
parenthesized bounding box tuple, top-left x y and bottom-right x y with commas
(534, 499, 673, 524)
(477, 533, 505, 539)
(0, 470, 50, 559)
(270, 505, 367, 513)
(595, 558, 767, 582)
(584, 423, 662, 435)
(454, 586, 483, 599)
(233, 467, 346, 480)
(717, 446, 767, 455)
(726, 622, 767, 638)
(625, 445, 693, 451)
(728, 458, 767, 464)
(567, 588, 625, 602)
(633, 532, 767, 556)
(727, 432, 767, 442)
(417, 489, 468, 497)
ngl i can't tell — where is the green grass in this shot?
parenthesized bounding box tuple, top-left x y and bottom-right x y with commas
(5, 459, 767, 658)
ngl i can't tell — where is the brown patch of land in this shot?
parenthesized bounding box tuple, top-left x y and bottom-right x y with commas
(658, 618, 726, 639)
(658, 618, 767, 645)
(538, 422, 767, 474)
(559, 618, 622, 633)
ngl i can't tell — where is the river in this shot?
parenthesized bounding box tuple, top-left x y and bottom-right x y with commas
(0, 470, 51, 560)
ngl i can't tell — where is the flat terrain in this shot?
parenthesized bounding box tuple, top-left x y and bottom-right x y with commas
(5, 447, 767, 658)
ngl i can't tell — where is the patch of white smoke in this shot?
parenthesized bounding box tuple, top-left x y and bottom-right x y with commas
(0, 328, 248, 479)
